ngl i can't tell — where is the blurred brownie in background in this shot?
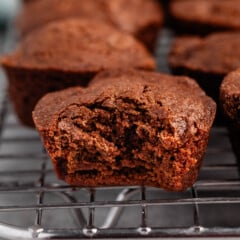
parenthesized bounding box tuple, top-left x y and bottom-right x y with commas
(169, 32, 240, 102)
(170, 0, 240, 35)
(18, 0, 164, 51)
(1, 18, 155, 127)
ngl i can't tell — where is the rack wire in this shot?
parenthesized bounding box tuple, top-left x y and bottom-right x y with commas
(0, 27, 240, 239)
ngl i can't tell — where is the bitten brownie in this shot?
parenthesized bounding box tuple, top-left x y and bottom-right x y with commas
(33, 69, 216, 191)
(169, 32, 240, 110)
(220, 69, 240, 162)
(18, 0, 163, 51)
(1, 18, 155, 127)
(170, 0, 240, 35)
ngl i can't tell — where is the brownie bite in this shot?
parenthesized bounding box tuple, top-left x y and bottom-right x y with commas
(169, 32, 240, 114)
(33, 69, 216, 191)
(170, 0, 240, 35)
(18, 0, 163, 51)
(1, 18, 155, 127)
(220, 69, 240, 163)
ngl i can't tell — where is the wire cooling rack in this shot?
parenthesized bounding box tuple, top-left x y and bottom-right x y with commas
(1, 28, 240, 240)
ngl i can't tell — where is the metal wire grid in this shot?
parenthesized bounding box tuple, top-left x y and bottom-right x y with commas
(0, 28, 240, 239)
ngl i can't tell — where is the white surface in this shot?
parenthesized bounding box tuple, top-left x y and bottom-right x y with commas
(0, 0, 19, 20)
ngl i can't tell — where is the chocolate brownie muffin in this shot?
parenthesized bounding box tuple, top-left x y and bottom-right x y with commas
(169, 31, 240, 120)
(220, 69, 240, 162)
(33, 69, 216, 191)
(1, 18, 155, 127)
(170, 0, 240, 35)
(18, 0, 163, 51)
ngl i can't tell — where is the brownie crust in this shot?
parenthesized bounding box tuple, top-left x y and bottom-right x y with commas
(1, 18, 155, 127)
(33, 69, 216, 191)
(18, 0, 163, 51)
